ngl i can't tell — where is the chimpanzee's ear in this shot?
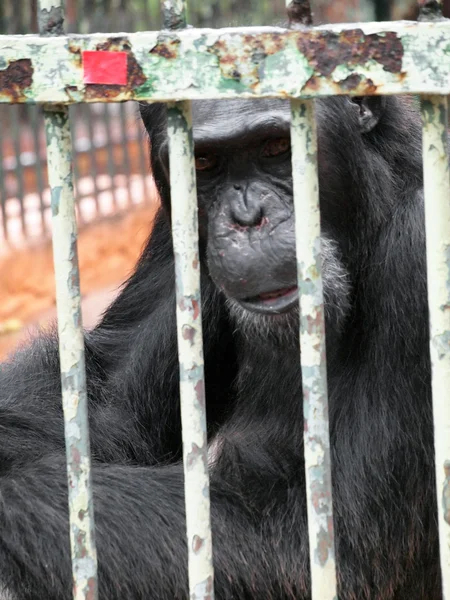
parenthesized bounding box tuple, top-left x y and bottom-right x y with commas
(349, 96, 386, 133)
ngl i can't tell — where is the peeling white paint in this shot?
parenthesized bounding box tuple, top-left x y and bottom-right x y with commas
(421, 95, 450, 600)
(290, 98, 337, 600)
(3, 22, 450, 104)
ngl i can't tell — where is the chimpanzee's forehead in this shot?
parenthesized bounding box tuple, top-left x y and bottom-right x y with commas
(191, 98, 291, 145)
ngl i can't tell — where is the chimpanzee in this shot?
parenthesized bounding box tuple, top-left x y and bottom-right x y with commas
(0, 94, 441, 600)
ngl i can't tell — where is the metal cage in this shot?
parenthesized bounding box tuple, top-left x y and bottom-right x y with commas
(0, 0, 449, 598)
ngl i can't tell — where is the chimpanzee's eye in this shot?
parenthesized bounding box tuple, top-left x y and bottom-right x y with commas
(261, 138, 290, 158)
(195, 155, 218, 171)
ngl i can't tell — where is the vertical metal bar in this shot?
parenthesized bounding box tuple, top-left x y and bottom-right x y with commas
(418, 0, 444, 19)
(162, 0, 187, 29)
(418, 4, 450, 599)
(286, 0, 336, 595)
(286, 0, 312, 27)
(420, 95, 450, 600)
(290, 98, 338, 600)
(167, 99, 214, 600)
(11, 106, 27, 237)
(163, 2, 214, 598)
(38, 2, 98, 599)
(30, 105, 47, 235)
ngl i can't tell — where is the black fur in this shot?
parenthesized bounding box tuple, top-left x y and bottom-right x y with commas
(0, 95, 441, 599)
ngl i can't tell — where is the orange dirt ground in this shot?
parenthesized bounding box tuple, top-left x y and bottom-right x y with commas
(0, 202, 159, 360)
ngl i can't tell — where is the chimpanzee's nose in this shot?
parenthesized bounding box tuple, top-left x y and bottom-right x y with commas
(229, 184, 264, 227)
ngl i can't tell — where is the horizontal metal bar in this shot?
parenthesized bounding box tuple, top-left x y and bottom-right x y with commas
(290, 98, 337, 600)
(420, 94, 450, 600)
(3, 20, 450, 103)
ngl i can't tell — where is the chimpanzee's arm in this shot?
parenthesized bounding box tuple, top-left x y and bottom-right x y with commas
(0, 372, 305, 600)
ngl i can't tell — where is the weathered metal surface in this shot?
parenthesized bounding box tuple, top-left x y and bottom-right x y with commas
(4, 20, 450, 103)
(38, 0, 64, 35)
(162, 0, 187, 30)
(418, 0, 444, 19)
(39, 2, 98, 600)
(286, 0, 313, 28)
(167, 101, 214, 600)
(421, 95, 450, 600)
(164, 0, 214, 594)
(290, 98, 337, 600)
(45, 105, 98, 600)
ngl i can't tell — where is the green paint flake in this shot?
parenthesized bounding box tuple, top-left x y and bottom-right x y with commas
(261, 45, 313, 96)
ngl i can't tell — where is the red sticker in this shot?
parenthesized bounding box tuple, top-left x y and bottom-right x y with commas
(82, 51, 128, 85)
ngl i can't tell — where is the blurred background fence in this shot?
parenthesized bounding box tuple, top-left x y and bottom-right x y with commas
(0, 0, 437, 252)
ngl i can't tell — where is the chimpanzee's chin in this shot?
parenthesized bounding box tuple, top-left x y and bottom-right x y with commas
(226, 296, 300, 344)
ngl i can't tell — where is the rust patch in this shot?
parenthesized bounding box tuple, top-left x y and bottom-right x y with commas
(84, 37, 146, 100)
(195, 379, 205, 409)
(182, 324, 196, 345)
(187, 442, 201, 468)
(68, 41, 83, 68)
(297, 30, 404, 76)
(150, 34, 180, 60)
(76, 532, 87, 558)
(64, 85, 79, 102)
(192, 299, 200, 321)
(192, 535, 204, 553)
(86, 578, 97, 600)
(304, 75, 320, 91)
(211, 35, 270, 73)
(340, 73, 377, 93)
(0, 59, 33, 101)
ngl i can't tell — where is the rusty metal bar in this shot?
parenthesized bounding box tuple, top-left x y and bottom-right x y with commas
(162, 0, 187, 29)
(38, 2, 98, 599)
(4, 20, 450, 104)
(418, 0, 443, 19)
(290, 98, 337, 600)
(420, 95, 450, 600)
(286, 0, 312, 27)
(167, 104, 215, 599)
(163, 1, 215, 598)
(286, 3, 337, 596)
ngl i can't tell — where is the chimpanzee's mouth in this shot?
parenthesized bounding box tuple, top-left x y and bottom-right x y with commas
(238, 286, 298, 315)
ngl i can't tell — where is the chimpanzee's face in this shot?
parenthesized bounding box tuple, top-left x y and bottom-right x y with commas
(148, 95, 385, 342)
(191, 98, 355, 341)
